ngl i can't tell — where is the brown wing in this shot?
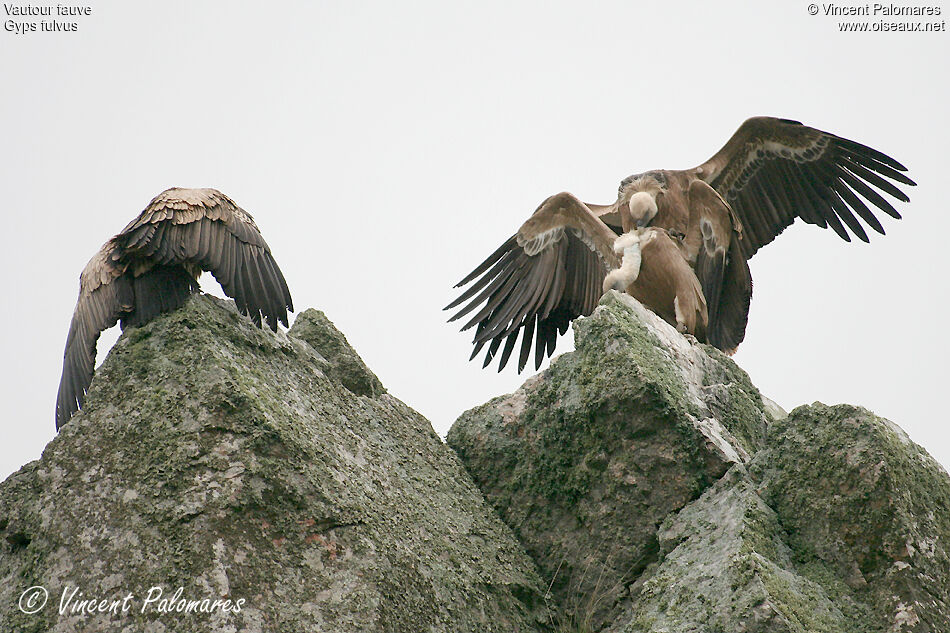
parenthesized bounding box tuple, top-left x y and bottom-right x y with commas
(684, 180, 750, 352)
(446, 192, 619, 372)
(55, 242, 133, 429)
(587, 201, 623, 232)
(695, 117, 915, 259)
(115, 187, 293, 330)
(55, 187, 294, 429)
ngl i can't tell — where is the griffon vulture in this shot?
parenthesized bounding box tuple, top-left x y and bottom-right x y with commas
(55, 187, 293, 430)
(446, 117, 915, 372)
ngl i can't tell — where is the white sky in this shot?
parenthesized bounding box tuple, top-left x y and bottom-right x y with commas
(2, 1, 948, 480)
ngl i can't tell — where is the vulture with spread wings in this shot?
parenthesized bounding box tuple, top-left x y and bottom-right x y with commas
(56, 187, 293, 430)
(447, 117, 915, 372)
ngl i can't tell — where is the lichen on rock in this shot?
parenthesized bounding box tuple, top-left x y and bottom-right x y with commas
(448, 291, 773, 631)
(449, 291, 950, 633)
(2, 288, 947, 633)
(0, 295, 552, 633)
(751, 403, 950, 632)
(288, 308, 385, 398)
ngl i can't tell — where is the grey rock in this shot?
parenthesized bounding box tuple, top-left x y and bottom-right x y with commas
(0, 295, 552, 633)
(448, 291, 950, 632)
(614, 463, 878, 633)
(751, 403, 950, 632)
(289, 308, 385, 398)
(447, 292, 771, 631)
(761, 395, 788, 421)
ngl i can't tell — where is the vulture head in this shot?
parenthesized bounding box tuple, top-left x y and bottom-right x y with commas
(447, 116, 915, 372)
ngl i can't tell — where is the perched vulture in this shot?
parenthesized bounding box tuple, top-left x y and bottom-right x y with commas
(55, 187, 293, 429)
(447, 116, 915, 372)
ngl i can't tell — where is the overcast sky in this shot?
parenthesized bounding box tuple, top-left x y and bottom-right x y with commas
(2, 0, 948, 480)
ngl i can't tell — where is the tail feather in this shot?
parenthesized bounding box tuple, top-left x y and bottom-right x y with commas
(707, 243, 752, 353)
(121, 266, 199, 329)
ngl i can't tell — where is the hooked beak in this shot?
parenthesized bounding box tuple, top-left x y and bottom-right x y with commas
(626, 191, 658, 231)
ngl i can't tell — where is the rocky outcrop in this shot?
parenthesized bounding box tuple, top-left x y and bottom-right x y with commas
(749, 404, 950, 632)
(0, 296, 551, 633)
(3, 289, 947, 633)
(448, 291, 950, 632)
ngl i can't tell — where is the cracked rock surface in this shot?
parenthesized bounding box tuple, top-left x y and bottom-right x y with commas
(0, 296, 552, 633)
(449, 291, 950, 633)
(3, 290, 947, 633)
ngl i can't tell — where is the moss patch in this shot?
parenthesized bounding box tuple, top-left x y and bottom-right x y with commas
(0, 296, 551, 633)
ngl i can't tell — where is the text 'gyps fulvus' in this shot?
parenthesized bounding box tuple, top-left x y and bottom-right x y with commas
(447, 117, 915, 372)
(56, 187, 293, 430)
